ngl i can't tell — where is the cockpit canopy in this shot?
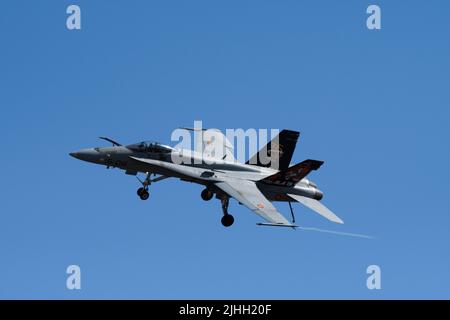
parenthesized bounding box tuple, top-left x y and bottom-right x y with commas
(126, 141, 173, 153)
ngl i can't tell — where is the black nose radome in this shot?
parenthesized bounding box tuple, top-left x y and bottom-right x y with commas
(69, 152, 79, 159)
(69, 148, 100, 163)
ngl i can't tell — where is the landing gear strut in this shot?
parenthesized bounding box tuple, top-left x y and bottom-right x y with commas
(220, 197, 234, 227)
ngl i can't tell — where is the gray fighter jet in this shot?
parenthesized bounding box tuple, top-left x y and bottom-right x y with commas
(70, 130, 343, 228)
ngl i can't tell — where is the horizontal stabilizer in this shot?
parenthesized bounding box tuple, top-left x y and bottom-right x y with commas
(261, 159, 324, 187)
(288, 193, 344, 224)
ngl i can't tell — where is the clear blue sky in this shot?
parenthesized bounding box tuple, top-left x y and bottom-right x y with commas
(1, 1, 449, 299)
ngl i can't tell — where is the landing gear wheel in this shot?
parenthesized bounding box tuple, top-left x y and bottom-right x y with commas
(221, 214, 234, 227)
(201, 189, 214, 201)
(137, 187, 145, 196)
(137, 187, 149, 200)
(139, 190, 149, 200)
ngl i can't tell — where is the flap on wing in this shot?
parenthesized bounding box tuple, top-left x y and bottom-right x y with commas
(260, 159, 324, 187)
(215, 180, 291, 225)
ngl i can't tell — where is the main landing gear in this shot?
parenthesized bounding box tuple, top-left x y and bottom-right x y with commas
(220, 197, 234, 227)
(201, 189, 234, 227)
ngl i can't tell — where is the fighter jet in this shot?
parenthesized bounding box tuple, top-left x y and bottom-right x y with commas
(70, 129, 343, 228)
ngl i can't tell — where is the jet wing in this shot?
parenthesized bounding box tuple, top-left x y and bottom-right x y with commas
(215, 179, 294, 226)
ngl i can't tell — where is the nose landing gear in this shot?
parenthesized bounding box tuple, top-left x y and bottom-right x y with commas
(136, 172, 152, 200)
(137, 187, 149, 200)
(135, 173, 168, 201)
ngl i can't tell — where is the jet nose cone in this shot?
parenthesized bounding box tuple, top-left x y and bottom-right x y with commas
(69, 148, 100, 163)
(69, 151, 80, 159)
